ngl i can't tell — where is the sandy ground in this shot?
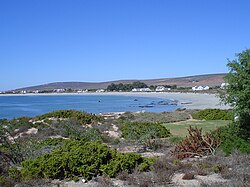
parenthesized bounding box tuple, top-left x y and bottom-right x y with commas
(0, 92, 230, 110)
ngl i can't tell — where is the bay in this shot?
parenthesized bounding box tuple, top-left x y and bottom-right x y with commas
(0, 95, 179, 119)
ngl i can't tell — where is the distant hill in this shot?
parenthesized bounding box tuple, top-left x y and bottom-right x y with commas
(14, 73, 226, 91)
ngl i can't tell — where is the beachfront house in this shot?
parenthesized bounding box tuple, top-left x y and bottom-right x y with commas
(203, 86, 210, 90)
(131, 88, 152, 92)
(96, 89, 105, 93)
(192, 86, 210, 91)
(77, 89, 88, 93)
(54, 89, 65, 93)
(155, 86, 166, 92)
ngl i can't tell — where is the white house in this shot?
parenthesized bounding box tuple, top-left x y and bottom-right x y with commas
(96, 89, 105, 93)
(142, 88, 152, 92)
(203, 86, 210, 90)
(77, 89, 88, 93)
(192, 86, 210, 91)
(155, 86, 165, 92)
(54, 89, 65, 93)
(131, 88, 151, 92)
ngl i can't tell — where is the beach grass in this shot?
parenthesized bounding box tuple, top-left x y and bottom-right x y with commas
(163, 120, 231, 137)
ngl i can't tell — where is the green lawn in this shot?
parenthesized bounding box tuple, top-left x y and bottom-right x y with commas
(163, 120, 231, 137)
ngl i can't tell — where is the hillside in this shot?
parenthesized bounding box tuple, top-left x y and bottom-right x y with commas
(14, 73, 226, 91)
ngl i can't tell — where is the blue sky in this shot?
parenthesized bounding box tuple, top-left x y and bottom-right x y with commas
(0, 0, 249, 90)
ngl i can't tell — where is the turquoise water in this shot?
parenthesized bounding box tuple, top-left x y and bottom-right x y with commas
(0, 95, 179, 119)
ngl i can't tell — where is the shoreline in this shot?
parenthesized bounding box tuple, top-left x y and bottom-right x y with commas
(0, 92, 230, 110)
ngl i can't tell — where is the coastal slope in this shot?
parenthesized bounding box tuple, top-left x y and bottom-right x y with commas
(13, 73, 226, 91)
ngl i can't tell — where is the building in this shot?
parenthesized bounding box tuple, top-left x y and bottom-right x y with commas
(155, 86, 165, 92)
(131, 88, 152, 92)
(21, 90, 27, 94)
(77, 89, 88, 93)
(203, 86, 210, 90)
(54, 89, 65, 93)
(96, 89, 105, 93)
(192, 86, 210, 91)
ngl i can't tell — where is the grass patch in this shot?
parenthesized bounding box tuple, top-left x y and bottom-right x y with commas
(163, 120, 231, 137)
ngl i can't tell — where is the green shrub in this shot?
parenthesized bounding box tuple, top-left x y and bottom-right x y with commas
(41, 119, 103, 141)
(101, 153, 153, 177)
(7, 117, 33, 132)
(121, 122, 171, 141)
(120, 122, 170, 150)
(8, 167, 22, 182)
(36, 110, 103, 125)
(217, 124, 250, 155)
(192, 109, 233, 120)
(38, 138, 68, 147)
(21, 140, 152, 181)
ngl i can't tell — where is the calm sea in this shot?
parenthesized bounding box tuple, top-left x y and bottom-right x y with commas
(0, 95, 180, 119)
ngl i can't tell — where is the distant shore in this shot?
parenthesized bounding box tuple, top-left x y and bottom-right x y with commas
(0, 92, 230, 110)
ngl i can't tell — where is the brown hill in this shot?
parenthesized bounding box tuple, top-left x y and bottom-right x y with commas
(14, 73, 226, 91)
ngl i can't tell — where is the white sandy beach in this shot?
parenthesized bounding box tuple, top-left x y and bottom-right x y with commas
(0, 92, 230, 110)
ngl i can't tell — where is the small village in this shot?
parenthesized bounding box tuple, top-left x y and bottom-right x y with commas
(0, 83, 229, 95)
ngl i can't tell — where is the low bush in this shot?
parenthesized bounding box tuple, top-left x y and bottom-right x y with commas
(36, 110, 103, 125)
(20, 140, 152, 181)
(37, 119, 103, 141)
(1, 117, 34, 135)
(101, 152, 153, 178)
(37, 138, 68, 147)
(217, 124, 250, 155)
(192, 109, 233, 120)
(121, 122, 170, 140)
(120, 122, 170, 149)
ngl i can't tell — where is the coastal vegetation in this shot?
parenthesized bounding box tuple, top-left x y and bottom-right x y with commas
(121, 122, 170, 141)
(192, 109, 233, 121)
(36, 109, 103, 125)
(20, 141, 152, 181)
(0, 49, 249, 187)
(0, 108, 250, 186)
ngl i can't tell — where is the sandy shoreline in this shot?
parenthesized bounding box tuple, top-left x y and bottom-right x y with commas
(0, 92, 230, 110)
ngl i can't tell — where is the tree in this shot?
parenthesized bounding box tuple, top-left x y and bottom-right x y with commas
(220, 49, 250, 134)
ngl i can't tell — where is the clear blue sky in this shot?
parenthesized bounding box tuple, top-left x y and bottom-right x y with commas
(0, 0, 249, 90)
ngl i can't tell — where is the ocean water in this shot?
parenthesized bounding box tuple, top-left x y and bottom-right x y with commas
(0, 95, 180, 119)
